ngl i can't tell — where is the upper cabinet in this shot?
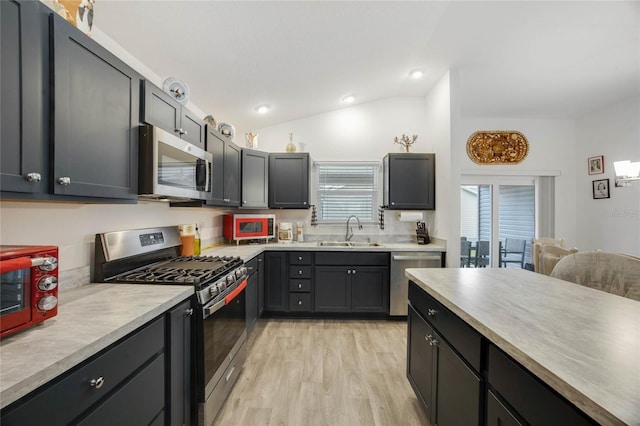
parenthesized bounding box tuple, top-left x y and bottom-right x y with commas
(241, 149, 269, 209)
(383, 153, 435, 210)
(269, 153, 310, 209)
(141, 80, 205, 149)
(1, 0, 46, 195)
(205, 125, 240, 207)
(51, 13, 140, 200)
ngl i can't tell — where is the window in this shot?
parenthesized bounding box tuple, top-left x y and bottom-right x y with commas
(316, 162, 379, 222)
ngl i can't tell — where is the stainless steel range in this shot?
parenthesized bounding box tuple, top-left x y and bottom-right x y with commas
(94, 226, 247, 426)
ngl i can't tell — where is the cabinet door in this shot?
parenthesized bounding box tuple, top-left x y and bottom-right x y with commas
(241, 149, 269, 208)
(350, 266, 389, 313)
(1, 0, 45, 194)
(224, 141, 241, 206)
(166, 298, 193, 426)
(52, 15, 139, 199)
(258, 254, 265, 316)
(436, 332, 481, 426)
(264, 252, 287, 312)
(180, 107, 205, 148)
(268, 153, 309, 208)
(487, 390, 523, 426)
(314, 266, 350, 312)
(385, 153, 435, 210)
(206, 125, 225, 205)
(246, 271, 258, 334)
(407, 305, 437, 423)
(141, 80, 180, 137)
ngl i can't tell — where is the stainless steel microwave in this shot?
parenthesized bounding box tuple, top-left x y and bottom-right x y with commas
(138, 125, 212, 201)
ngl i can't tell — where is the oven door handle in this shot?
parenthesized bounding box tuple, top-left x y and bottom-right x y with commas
(225, 278, 247, 305)
(0, 256, 54, 274)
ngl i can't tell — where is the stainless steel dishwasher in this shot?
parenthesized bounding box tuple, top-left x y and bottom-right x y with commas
(390, 252, 443, 316)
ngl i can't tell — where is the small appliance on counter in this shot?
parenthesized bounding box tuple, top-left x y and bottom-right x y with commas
(0, 245, 59, 339)
(278, 222, 293, 243)
(416, 221, 430, 245)
(223, 214, 275, 245)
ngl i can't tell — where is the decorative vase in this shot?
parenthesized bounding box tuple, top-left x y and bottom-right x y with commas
(286, 133, 297, 152)
(245, 132, 258, 148)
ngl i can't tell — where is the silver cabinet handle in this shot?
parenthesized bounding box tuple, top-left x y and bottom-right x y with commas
(223, 198, 231, 202)
(303, 201, 307, 205)
(298, 270, 303, 275)
(427, 309, 437, 317)
(175, 128, 182, 134)
(347, 270, 351, 275)
(392, 255, 442, 261)
(185, 308, 193, 316)
(391, 201, 395, 205)
(243, 201, 247, 204)
(425, 334, 439, 346)
(298, 283, 302, 289)
(352, 269, 356, 275)
(90, 377, 105, 389)
(58, 177, 71, 185)
(298, 256, 303, 261)
(182, 130, 188, 135)
(26, 172, 42, 182)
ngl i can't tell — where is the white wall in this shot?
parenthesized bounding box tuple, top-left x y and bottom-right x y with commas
(575, 97, 640, 255)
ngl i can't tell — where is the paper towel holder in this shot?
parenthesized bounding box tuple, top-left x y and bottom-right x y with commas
(398, 211, 424, 222)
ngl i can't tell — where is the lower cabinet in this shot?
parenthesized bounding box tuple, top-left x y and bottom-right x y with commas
(246, 255, 260, 334)
(264, 251, 287, 312)
(1, 298, 194, 426)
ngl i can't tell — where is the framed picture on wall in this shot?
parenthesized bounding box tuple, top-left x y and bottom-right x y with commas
(588, 155, 604, 175)
(592, 178, 610, 199)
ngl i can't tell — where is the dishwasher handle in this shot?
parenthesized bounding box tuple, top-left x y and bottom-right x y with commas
(392, 255, 442, 261)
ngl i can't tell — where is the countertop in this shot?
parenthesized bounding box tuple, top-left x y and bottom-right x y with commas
(202, 240, 447, 262)
(405, 268, 640, 426)
(0, 284, 193, 410)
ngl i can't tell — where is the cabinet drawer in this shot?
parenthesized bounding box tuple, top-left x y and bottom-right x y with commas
(289, 293, 312, 311)
(289, 279, 311, 292)
(2, 317, 165, 425)
(289, 265, 311, 279)
(408, 281, 481, 372)
(315, 252, 389, 266)
(488, 344, 594, 425)
(487, 390, 522, 426)
(289, 252, 312, 265)
(76, 354, 165, 426)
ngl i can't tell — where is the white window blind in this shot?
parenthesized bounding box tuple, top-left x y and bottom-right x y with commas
(316, 162, 378, 222)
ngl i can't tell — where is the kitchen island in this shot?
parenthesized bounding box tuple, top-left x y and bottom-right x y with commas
(405, 268, 640, 426)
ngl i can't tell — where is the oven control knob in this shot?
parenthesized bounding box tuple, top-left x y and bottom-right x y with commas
(38, 276, 58, 291)
(37, 295, 58, 311)
(236, 267, 247, 278)
(218, 281, 227, 292)
(226, 274, 235, 284)
(39, 257, 58, 271)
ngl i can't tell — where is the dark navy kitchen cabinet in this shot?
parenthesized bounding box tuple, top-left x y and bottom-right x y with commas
(246, 256, 260, 335)
(268, 153, 310, 208)
(264, 252, 287, 312)
(205, 126, 241, 207)
(241, 148, 269, 209)
(166, 298, 194, 426)
(51, 13, 140, 200)
(1, 0, 46, 195)
(384, 153, 435, 210)
(141, 80, 205, 148)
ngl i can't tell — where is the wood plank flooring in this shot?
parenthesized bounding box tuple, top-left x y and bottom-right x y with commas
(214, 318, 429, 426)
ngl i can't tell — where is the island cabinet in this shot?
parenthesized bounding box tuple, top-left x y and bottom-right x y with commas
(141, 80, 205, 149)
(1, 0, 45, 195)
(314, 252, 389, 314)
(383, 153, 435, 210)
(206, 126, 241, 207)
(268, 153, 310, 208)
(1, 298, 194, 426)
(241, 148, 269, 209)
(407, 281, 482, 426)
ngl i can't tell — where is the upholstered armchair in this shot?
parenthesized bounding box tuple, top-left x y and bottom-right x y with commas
(550, 251, 640, 302)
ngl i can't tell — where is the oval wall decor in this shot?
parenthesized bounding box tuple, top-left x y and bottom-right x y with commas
(466, 131, 529, 164)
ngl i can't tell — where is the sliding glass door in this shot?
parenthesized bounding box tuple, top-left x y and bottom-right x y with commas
(460, 177, 536, 268)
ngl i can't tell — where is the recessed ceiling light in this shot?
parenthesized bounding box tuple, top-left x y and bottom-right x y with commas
(342, 95, 355, 103)
(410, 70, 424, 79)
(255, 104, 271, 114)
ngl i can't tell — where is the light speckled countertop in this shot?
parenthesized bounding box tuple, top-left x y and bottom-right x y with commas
(202, 240, 446, 262)
(405, 268, 640, 426)
(0, 284, 193, 410)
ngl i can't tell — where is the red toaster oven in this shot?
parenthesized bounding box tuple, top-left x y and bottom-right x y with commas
(0, 245, 59, 339)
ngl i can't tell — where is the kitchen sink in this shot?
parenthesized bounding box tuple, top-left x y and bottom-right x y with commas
(317, 241, 382, 247)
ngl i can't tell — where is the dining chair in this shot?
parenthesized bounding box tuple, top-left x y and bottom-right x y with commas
(539, 245, 578, 275)
(500, 238, 527, 268)
(531, 237, 565, 273)
(475, 240, 490, 267)
(460, 240, 472, 267)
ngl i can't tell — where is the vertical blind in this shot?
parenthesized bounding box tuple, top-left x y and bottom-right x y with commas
(316, 162, 378, 221)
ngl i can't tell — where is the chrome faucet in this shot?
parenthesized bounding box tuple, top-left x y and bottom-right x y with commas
(345, 215, 363, 241)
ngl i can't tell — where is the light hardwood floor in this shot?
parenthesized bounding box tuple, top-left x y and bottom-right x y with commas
(214, 318, 429, 426)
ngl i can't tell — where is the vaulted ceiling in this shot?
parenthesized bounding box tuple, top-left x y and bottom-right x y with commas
(95, 1, 640, 133)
